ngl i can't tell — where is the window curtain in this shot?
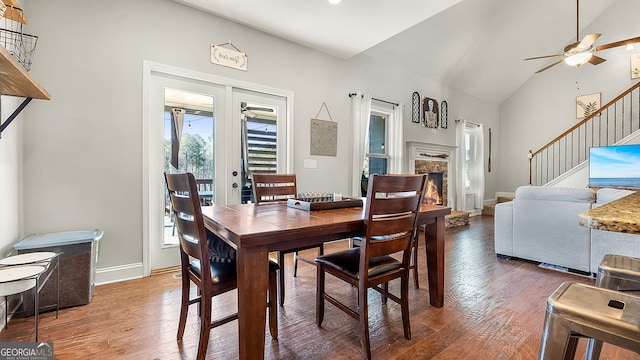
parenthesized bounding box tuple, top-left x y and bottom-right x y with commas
(350, 93, 372, 197)
(471, 125, 485, 210)
(388, 103, 404, 174)
(454, 119, 466, 211)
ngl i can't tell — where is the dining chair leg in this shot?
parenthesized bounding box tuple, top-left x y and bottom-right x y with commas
(401, 273, 411, 340)
(177, 273, 190, 340)
(381, 282, 388, 304)
(278, 251, 286, 306)
(293, 251, 299, 277)
(358, 281, 372, 360)
(412, 233, 420, 289)
(197, 296, 212, 360)
(316, 264, 325, 326)
(197, 287, 202, 317)
(268, 267, 278, 340)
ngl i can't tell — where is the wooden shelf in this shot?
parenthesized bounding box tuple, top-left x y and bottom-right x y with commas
(0, 44, 49, 100)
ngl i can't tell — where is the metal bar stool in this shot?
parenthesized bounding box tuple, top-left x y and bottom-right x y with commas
(585, 254, 640, 359)
(539, 281, 640, 360)
(0, 252, 60, 341)
(595, 254, 640, 290)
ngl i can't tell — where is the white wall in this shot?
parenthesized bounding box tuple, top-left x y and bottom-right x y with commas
(345, 54, 500, 202)
(498, 0, 640, 192)
(19, 0, 498, 283)
(0, 96, 23, 255)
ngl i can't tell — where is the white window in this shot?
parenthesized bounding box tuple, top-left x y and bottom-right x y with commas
(465, 131, 472, 190)
(363, 112, 388, 177)
(362, 106, 396, 196)
(464, 125, 485, 211)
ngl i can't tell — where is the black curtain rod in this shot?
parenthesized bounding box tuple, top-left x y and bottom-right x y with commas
(348, 93, 399, 107)
(455, 119, 480, 127)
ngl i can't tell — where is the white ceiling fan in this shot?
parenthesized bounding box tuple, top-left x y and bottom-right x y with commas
(525, 0, 640, 73)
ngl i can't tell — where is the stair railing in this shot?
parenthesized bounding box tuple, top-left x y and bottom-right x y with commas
(529, 82, 640, 185)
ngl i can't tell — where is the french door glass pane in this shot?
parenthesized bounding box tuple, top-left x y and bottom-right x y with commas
(240, 102, 277, 204)
(163, 88, 214, 245)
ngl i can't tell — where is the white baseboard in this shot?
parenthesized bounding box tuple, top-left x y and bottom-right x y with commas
(95, 262, 144, 285)
(496, 191, 515, 198)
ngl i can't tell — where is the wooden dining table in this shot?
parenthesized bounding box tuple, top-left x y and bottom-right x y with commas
(201, 202, 451, 360)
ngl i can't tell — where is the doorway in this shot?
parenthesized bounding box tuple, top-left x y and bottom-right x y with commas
(143, 61, 293, 274)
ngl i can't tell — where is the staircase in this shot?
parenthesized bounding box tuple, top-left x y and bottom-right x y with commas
(529, 82, 640, 186)
(241, 116, 278, 202)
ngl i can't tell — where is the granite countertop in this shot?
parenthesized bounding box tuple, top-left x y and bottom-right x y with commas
(579, 192, 640, 234)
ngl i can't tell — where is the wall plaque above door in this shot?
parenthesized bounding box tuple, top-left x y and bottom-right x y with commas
(210, 43, 248, 71)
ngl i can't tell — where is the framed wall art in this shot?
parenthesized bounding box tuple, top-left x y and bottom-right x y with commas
(422, 97, 439, 128)
(411, 92, 421, 123)
(631, 53, 640, 79)
(576, 93, 601, 118)
(440, 100, 448, 129)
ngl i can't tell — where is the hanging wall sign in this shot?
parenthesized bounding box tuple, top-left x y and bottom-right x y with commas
(210, 44, 248, 71)
(310, 102, 337, 156)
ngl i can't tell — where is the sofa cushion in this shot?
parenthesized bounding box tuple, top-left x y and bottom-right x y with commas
(595, 188, 635, 205)
(515, 186, 595, 203)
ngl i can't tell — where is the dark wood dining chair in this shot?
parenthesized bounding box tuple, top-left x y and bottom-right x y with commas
(315, 174, 427, 360)
(195, 178, 213, 206)
(352, 226, 422, 289)
(165, 172, 279, 360)
(252, 173, 324, 306)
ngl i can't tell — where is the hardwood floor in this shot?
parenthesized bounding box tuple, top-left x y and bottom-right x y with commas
(1, 216, 639, 359)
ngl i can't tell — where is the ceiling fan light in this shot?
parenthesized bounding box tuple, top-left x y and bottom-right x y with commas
(564, 52, 592, 66)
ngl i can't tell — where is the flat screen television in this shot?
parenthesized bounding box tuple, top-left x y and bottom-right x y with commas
(589, 144, 640, 188)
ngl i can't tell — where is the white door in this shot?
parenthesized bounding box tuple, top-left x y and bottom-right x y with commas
(148, 73, 226, 271)
(231, 89, 288, 204)
(144, 66, 291, 272)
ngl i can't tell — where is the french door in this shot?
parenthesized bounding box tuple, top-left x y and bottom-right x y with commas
(143, 62, 291, 273)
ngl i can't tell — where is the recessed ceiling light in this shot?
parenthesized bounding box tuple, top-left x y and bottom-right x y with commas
(328, 0, 342, 4)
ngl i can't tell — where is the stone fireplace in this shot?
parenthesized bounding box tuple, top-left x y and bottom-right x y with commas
(407, 142, 456, 208)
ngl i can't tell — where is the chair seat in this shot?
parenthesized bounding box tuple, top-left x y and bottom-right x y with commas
(190, 259, 280, 284)
(316, 248, 401, 279)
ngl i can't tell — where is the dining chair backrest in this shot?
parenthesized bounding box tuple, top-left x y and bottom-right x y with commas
(165, 173, 211, 282)
(362, 174, 428, 262)
(195, 178, 213, 192)
(252, 173, 297, 205)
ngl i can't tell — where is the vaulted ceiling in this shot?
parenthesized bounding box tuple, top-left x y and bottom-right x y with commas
(176, 0, 627, 104)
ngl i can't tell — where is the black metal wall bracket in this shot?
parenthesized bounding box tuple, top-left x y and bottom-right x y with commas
(0, 97, 33, 139)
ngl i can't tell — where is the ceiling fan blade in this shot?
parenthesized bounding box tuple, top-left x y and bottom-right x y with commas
(524, 54, 565, 61)
(577, 33, 601, 50)
(246, 106, 274, 112)
(594, 36, 640, 52)
(588, 54, 606, 65)
(535, 59, 565, 73)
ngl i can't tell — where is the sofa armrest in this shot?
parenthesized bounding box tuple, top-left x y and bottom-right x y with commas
(494, 201, 514, 256)
(515, 185, 595, 203)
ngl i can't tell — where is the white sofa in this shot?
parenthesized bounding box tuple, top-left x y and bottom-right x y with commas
(494, 186, 639, 274)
